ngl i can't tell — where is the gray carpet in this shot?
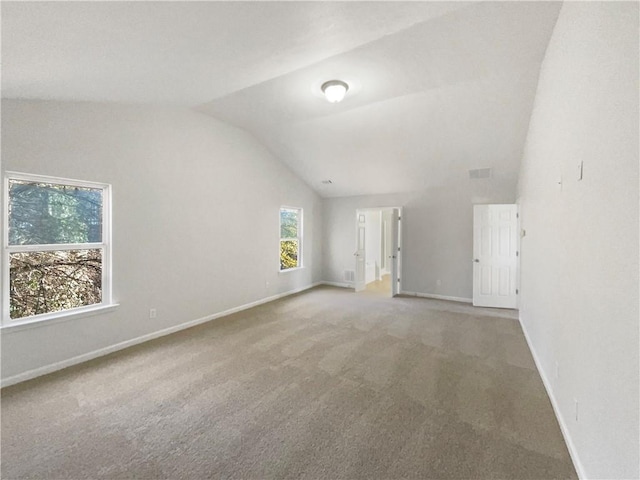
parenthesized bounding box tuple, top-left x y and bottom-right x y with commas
(1, 286, 576, 479)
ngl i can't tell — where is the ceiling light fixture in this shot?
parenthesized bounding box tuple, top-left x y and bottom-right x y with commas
(321, 80, 349, 103)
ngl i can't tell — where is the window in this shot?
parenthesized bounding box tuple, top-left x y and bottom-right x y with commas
(3, 172, 112, 324)
(279, 207, 302, 271)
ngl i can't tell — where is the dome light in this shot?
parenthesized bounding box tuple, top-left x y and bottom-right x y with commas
(321, 80, 349, 103)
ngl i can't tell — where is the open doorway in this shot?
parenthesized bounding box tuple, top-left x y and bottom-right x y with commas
(354, 207, 402, 297)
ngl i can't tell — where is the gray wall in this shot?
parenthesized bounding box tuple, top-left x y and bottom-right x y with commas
(516, 3, 639, 478)
(1, 99, 322, 381)
(322, 181, 515, 299)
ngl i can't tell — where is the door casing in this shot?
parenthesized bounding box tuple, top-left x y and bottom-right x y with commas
(354, 207, 402, 297)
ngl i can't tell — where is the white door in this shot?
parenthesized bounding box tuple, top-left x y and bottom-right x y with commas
(473, 204, 519, 308)
(354, 212, 366, 292)
(390, 208, 400, 297)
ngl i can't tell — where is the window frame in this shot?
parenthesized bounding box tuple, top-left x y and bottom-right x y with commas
(279, 206, 303, 272)
(2, 171, 113, 327)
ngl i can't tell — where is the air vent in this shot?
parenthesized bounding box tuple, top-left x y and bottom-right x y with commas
(344, 270, 355, 282)
(469, 168, 492, 179)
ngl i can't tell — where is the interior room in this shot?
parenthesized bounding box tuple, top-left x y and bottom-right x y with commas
(1, 2, 638, 479)
(355, 207, 399, 297)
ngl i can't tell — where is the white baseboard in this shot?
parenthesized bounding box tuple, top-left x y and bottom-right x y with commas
(400, 290, 472, 304)
(320, 281, 353, 289)
(1, 282, 322, 388)
(519, 317, 586, 480)
(320, 285, 472, 304)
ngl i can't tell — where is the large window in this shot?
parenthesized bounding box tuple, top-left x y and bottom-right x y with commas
(279, 207, 302, 271)
(3, 172, 112, 324)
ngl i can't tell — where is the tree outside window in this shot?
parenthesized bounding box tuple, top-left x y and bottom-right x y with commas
(280, 207, 302, 270)
(4, 173, 111, 322)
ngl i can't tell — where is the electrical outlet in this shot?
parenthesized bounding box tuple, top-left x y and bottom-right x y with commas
(149, 308, 157, 319)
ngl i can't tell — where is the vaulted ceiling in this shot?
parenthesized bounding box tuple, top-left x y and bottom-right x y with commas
(2, 1, 562, 197)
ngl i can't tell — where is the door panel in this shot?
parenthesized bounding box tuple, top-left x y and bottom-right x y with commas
(473, 204, 518, 308)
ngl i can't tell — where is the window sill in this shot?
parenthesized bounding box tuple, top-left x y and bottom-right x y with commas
(1, 303, 119, 333)
(279, 266, 305, 274)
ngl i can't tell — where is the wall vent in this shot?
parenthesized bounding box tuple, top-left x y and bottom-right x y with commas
(343, 270, 355, 282)
(469, 168, 492, 179)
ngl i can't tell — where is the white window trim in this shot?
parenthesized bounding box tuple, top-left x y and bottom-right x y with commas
(2, 171, 114, 327)
(279, 206, 303, 272)
(278, 266, 305, 274)
(0, 304, 120, 333)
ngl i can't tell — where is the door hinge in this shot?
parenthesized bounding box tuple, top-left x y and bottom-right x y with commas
(397, 247, 401, 252)
(398, 216, 401, 221)
(397, 278, 400, 282)
(516, 213, 519, 219)
(516, 251, 519, 256)
(516, 289, 519, 294)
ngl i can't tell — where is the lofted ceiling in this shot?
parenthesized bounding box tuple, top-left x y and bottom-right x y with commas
(2, 1, 562, 198)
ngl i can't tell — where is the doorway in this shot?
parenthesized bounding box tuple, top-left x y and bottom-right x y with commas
(354, 207, 402, 297)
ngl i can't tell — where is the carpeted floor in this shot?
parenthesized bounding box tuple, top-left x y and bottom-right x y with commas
(1, 286, 576, 479)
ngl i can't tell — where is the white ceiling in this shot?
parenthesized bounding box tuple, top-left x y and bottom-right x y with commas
(2, 1, 562, 198)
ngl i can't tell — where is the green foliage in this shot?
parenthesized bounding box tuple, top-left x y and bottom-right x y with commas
(280, 240, 298, 270)
(280, 208, 300, 270)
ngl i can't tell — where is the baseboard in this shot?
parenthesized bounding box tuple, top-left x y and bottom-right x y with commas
(320, 281, 353, 289)
(0, 282, 322, 388)
(399, 291, 472, 304)
(519, 317, 586, 480)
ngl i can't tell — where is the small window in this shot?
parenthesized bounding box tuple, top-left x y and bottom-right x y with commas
(3, 172, 112, 323)
(279, 207, 302, 271)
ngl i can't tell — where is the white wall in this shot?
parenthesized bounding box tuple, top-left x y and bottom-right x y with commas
(322, 181, 515, 299)
(516, 3, 639, 479)
(1, 99, 322, 382)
